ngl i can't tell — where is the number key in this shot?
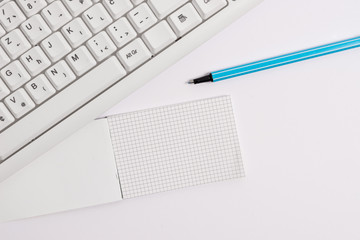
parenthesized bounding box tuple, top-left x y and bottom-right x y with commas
(16, 0, 47, 17)
(0, 1, 26, 31)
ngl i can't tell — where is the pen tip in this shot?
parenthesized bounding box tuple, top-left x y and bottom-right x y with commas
(188, 80, 194, 84)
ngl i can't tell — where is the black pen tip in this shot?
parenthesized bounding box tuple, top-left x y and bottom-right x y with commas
(190, 74, 213, 84)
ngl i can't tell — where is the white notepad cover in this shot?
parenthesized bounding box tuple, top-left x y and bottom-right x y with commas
(0, 96, 244, 222)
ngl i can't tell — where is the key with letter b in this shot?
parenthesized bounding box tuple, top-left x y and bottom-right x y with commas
(25, 74, 56, 104)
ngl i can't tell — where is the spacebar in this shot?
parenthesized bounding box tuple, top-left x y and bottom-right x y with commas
(0, 57, 126, 161)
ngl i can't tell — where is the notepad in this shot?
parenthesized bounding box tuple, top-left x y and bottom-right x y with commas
(107, 96, 244, 199)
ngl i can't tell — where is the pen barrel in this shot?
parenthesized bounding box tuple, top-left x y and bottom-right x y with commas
(211, 36, 360, 82)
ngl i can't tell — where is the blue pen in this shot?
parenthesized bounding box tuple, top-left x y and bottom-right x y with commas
(189, 36, 360, 84)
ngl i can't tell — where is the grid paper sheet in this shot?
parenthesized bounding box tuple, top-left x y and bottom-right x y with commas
(107, 96, 244, 199)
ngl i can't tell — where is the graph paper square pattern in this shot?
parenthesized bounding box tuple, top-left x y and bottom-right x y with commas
(107, 96, 244, 199)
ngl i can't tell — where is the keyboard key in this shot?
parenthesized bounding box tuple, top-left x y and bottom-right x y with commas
(62, 0, 93, 17)
(131, 0, 144, 5)
(1, 29, 31, 59)
(107, 17, 136, 48)
(25, 74, 56, 104)
(87, 31, 116, 61)
(103, 0, 133, 19)
(0, 45, 10, 68)
(4, 88, 35, 118)
(16, 0, 47, 17)
(62, 17, 92, 48)
(148, 0, 187, 19)
(20, 14, 52, 45)
(0, 1, 26, 31)
(0, 0, 11, 8)
(82, 3, 112, 34)
(41, 1, 72, 31)
(0, 25, 5, 37)
(192, 0, 227, 19)
(45, 60, 76, 90)
(127, 3, 157, 33)
(168, 3, 202, 37)
(142, 21, 176, 54)
(0, 102, 14, 131)
(0, 56, 126, 160)
(0, 78, 10, 100)
(66, 46, 96, 76)
(0, 60, 31, 91)
(117, 38, 151, 71)
(20, 46, 51, 76)
(41, 32, 72, 62)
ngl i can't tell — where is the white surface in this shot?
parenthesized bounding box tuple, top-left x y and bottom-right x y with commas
(1, 0, 360, 239)
(0, 119, 121, 222)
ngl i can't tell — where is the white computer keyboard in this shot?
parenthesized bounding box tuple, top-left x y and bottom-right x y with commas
(0, 0, 262, 181)
(0, 0, 227, 130)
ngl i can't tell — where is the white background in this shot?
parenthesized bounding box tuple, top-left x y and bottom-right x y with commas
(2, 0, 360, 239)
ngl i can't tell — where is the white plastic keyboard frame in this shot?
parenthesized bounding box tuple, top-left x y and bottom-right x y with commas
(0, 0, 263, 182)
